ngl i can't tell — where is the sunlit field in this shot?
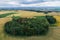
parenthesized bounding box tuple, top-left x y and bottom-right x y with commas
(54, 16, 60, 26)
(0, 10, 60, 40)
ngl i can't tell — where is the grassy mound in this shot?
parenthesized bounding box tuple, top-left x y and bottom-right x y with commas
(4, 16, 49, 36)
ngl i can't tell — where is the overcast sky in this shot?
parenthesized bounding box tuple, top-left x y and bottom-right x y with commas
(0, 0, 60, 7)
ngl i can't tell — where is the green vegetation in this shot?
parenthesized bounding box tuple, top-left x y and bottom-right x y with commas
(44, 12, 49, 14)
(4, 16, 49, 36)
(46, 15, 56, 24)
(0, 12, 16, 18)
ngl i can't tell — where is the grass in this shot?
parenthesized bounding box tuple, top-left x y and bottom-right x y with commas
(0, 10, 60, 40)
(0, 12, 16, 18)
(53, 16, 60, 26)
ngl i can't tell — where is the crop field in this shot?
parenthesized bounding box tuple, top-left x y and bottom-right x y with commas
(0, 10, 60, 40)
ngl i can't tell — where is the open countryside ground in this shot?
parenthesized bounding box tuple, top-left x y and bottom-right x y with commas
(0, 10, 60, 40)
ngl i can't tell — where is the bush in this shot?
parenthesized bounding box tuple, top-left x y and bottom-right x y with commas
(12, 16, 21, 21)
(44, 12, 48, 14)
(46, 15, 56, 24)
(4, 16, 49, 36)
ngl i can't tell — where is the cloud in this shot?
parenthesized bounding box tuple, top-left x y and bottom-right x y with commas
(0, 0, 56, 5)
(0, 0, 20, 7)
(8, 1, 20, 5)
(20, 0, 45, 4)
(26, 0, 36, 2)
(19, 1, 60, 7)
(0, 0, 60, 7)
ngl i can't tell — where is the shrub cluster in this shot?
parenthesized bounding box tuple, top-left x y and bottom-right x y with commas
(44, 12, 48, 14)
(4, 16, 49, 36)
(46, 15, 56, 24)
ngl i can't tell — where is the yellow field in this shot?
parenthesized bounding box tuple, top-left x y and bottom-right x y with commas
(0, 10, 60, 40)
(54, 16, 60, 26)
